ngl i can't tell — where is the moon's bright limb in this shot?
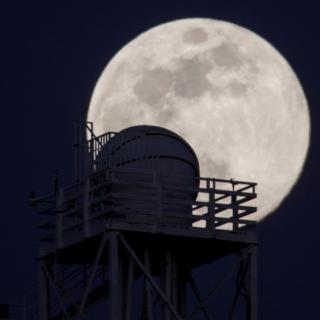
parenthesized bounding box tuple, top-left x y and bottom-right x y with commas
(87, 18, 310, 221)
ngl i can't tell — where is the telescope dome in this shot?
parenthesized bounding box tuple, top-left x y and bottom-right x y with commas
(103, 125, 199, 218)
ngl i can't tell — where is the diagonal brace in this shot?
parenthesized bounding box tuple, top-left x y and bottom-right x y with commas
(119, 233, 183, 320)
(77, 232, 109, 318)
(188, 275, 214, 320)
(41, 262, 71, 320)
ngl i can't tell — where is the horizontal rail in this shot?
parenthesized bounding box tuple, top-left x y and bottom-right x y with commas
(35, 167, 257, 249)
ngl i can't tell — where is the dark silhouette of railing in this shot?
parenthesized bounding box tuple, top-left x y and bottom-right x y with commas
(37, 168, 257, 252)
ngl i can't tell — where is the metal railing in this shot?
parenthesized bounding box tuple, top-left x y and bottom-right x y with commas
(37, 167, 257, 252)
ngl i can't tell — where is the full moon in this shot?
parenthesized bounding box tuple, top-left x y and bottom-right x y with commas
(87, 18, 310, 221)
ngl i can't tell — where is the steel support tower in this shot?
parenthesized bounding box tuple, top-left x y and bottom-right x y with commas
(32, 123, 258, 320)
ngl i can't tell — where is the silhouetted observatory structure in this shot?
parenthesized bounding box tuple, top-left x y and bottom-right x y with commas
(100, 125, 200, 221)
(103, 125, 199, 178)
(29, 122, 258, 320)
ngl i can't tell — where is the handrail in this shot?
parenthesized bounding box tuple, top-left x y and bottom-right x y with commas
(35, 167, 257, 251)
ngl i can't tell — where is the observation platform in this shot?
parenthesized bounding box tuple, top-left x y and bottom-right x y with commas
(34, 128, 258, 264)
(31, 125, 259, 320)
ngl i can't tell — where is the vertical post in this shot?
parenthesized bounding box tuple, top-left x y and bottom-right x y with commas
(125, 257, 134, 320)
(165, 251, 172, 320)
(38, 261, 49, 320)
(109, 232, 121, 320)
(83, 178, 90, 238)
(74, 121, 80, 183)
(232, 184, 238, 231)
(83, 130, 88, 180)
(144, 249, 153, 320)
(247, 245, 258, 320)
(177, 261, 187, 318)
(207, 179, 215, 230)
(172, 255, 178, 310)
(56, 188, 64, 249)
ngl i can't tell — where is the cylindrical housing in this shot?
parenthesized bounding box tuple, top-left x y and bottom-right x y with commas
(102, 125, 199, 220)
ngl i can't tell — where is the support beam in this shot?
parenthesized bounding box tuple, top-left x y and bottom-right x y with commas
(228, 253, 249, 320)
(55, 188, 64, 249)
(109, 232, 122, 320)
(177, 262, 187, 318)
(42, 263, 71, 320)
(247, 245, 258, 320)
(38, 262, 49, 320)
(125, 257, 135, 320)
(172, 254, 178, 310)
(119, 234, 183, 320)
(165, 251, 172, 320)
(77, 233, 108, 318)
(144, 249, 154, 320)
(189, 275, 213, 320)
(83, 178, 91, 238)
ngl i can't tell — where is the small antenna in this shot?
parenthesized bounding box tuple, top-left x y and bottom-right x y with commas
(53, 170, 59, 196)
(29, 191, 38, 207)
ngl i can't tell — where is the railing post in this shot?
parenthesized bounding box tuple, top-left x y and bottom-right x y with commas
(207, 179, 215, 231)
(232, 183, 238, 231)
(83, 178, 90, 238)
(74, 121, 80, 183)
(56, 188, 64, 249)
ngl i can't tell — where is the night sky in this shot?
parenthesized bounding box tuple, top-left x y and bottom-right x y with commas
(1, 1, 319, 319)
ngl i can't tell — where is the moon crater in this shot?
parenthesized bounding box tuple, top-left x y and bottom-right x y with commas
(133, 68, 173, 105)
(183, 28, 209, 44)
(173, 57, 212, 99)
(212, 42, 244, 68)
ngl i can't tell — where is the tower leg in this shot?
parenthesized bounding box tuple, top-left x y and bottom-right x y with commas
(125, 257, 134, 320)
(177, 261, 187, 318)
(144, 249, 154, 320)
(109, 232, 122, 320)
(38, 261, 49, 320)
(247, 244, 258, 320)
(164, 250, 172, 320)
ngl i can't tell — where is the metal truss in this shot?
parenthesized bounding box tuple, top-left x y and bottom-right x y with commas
(33, 123, 258, 320)
(37, 230, 257, 320)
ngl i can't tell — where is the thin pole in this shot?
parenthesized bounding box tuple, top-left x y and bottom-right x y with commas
(83, 178, 90, 238)
(172, 253, 178, 310)
(42, 264, 71, 320)
(38, 262, 49, 320)
(109, 232, 121, 320)
(144, 249, 154, 320)
(248, 245, 258, 320)
(77, 233, 108, 318)
(232, 184, 238, 231)
(74, 121, 79, 183)
(165, 251, 172, 320)
(125, 257, 135, 320)
(55, 188, 64, 249)
(177, 261, 187, 318)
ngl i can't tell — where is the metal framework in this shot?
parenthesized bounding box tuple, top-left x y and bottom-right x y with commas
(31, 122, 258, 320)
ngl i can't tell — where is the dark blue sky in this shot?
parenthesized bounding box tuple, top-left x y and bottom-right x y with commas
(1, 1, 319, 319)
